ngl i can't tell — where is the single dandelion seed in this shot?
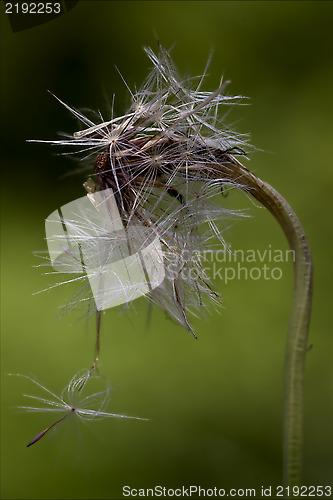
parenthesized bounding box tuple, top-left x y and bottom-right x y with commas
(10, 371, 148, 447)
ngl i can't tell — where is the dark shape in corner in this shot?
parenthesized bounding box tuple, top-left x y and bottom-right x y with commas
(6, 1, 79, 33)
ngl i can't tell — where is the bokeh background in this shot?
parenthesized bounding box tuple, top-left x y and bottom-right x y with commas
(1, 1, 333, 499)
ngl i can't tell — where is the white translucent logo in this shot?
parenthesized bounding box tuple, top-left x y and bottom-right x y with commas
(45, 188, 165, 310)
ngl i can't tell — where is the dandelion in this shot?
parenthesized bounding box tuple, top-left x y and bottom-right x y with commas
(11, 371, 148, 447)
(33, 45, 249, 337)
(30, 45, 313, 487)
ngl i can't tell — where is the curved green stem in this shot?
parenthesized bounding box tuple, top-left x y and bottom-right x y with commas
(247, 175, 313, 489)
(215, 159, 313, 488)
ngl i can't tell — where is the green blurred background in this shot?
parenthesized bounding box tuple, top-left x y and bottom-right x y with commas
(1, 1, 333, 498)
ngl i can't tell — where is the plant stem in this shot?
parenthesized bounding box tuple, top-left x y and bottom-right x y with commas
(215, 158, 313, 488)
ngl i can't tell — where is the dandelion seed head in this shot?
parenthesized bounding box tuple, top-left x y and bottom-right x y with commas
(35, 45, 252, 334)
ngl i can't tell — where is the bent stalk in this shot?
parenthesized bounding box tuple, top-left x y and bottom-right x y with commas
(215, 158, 313, 488)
